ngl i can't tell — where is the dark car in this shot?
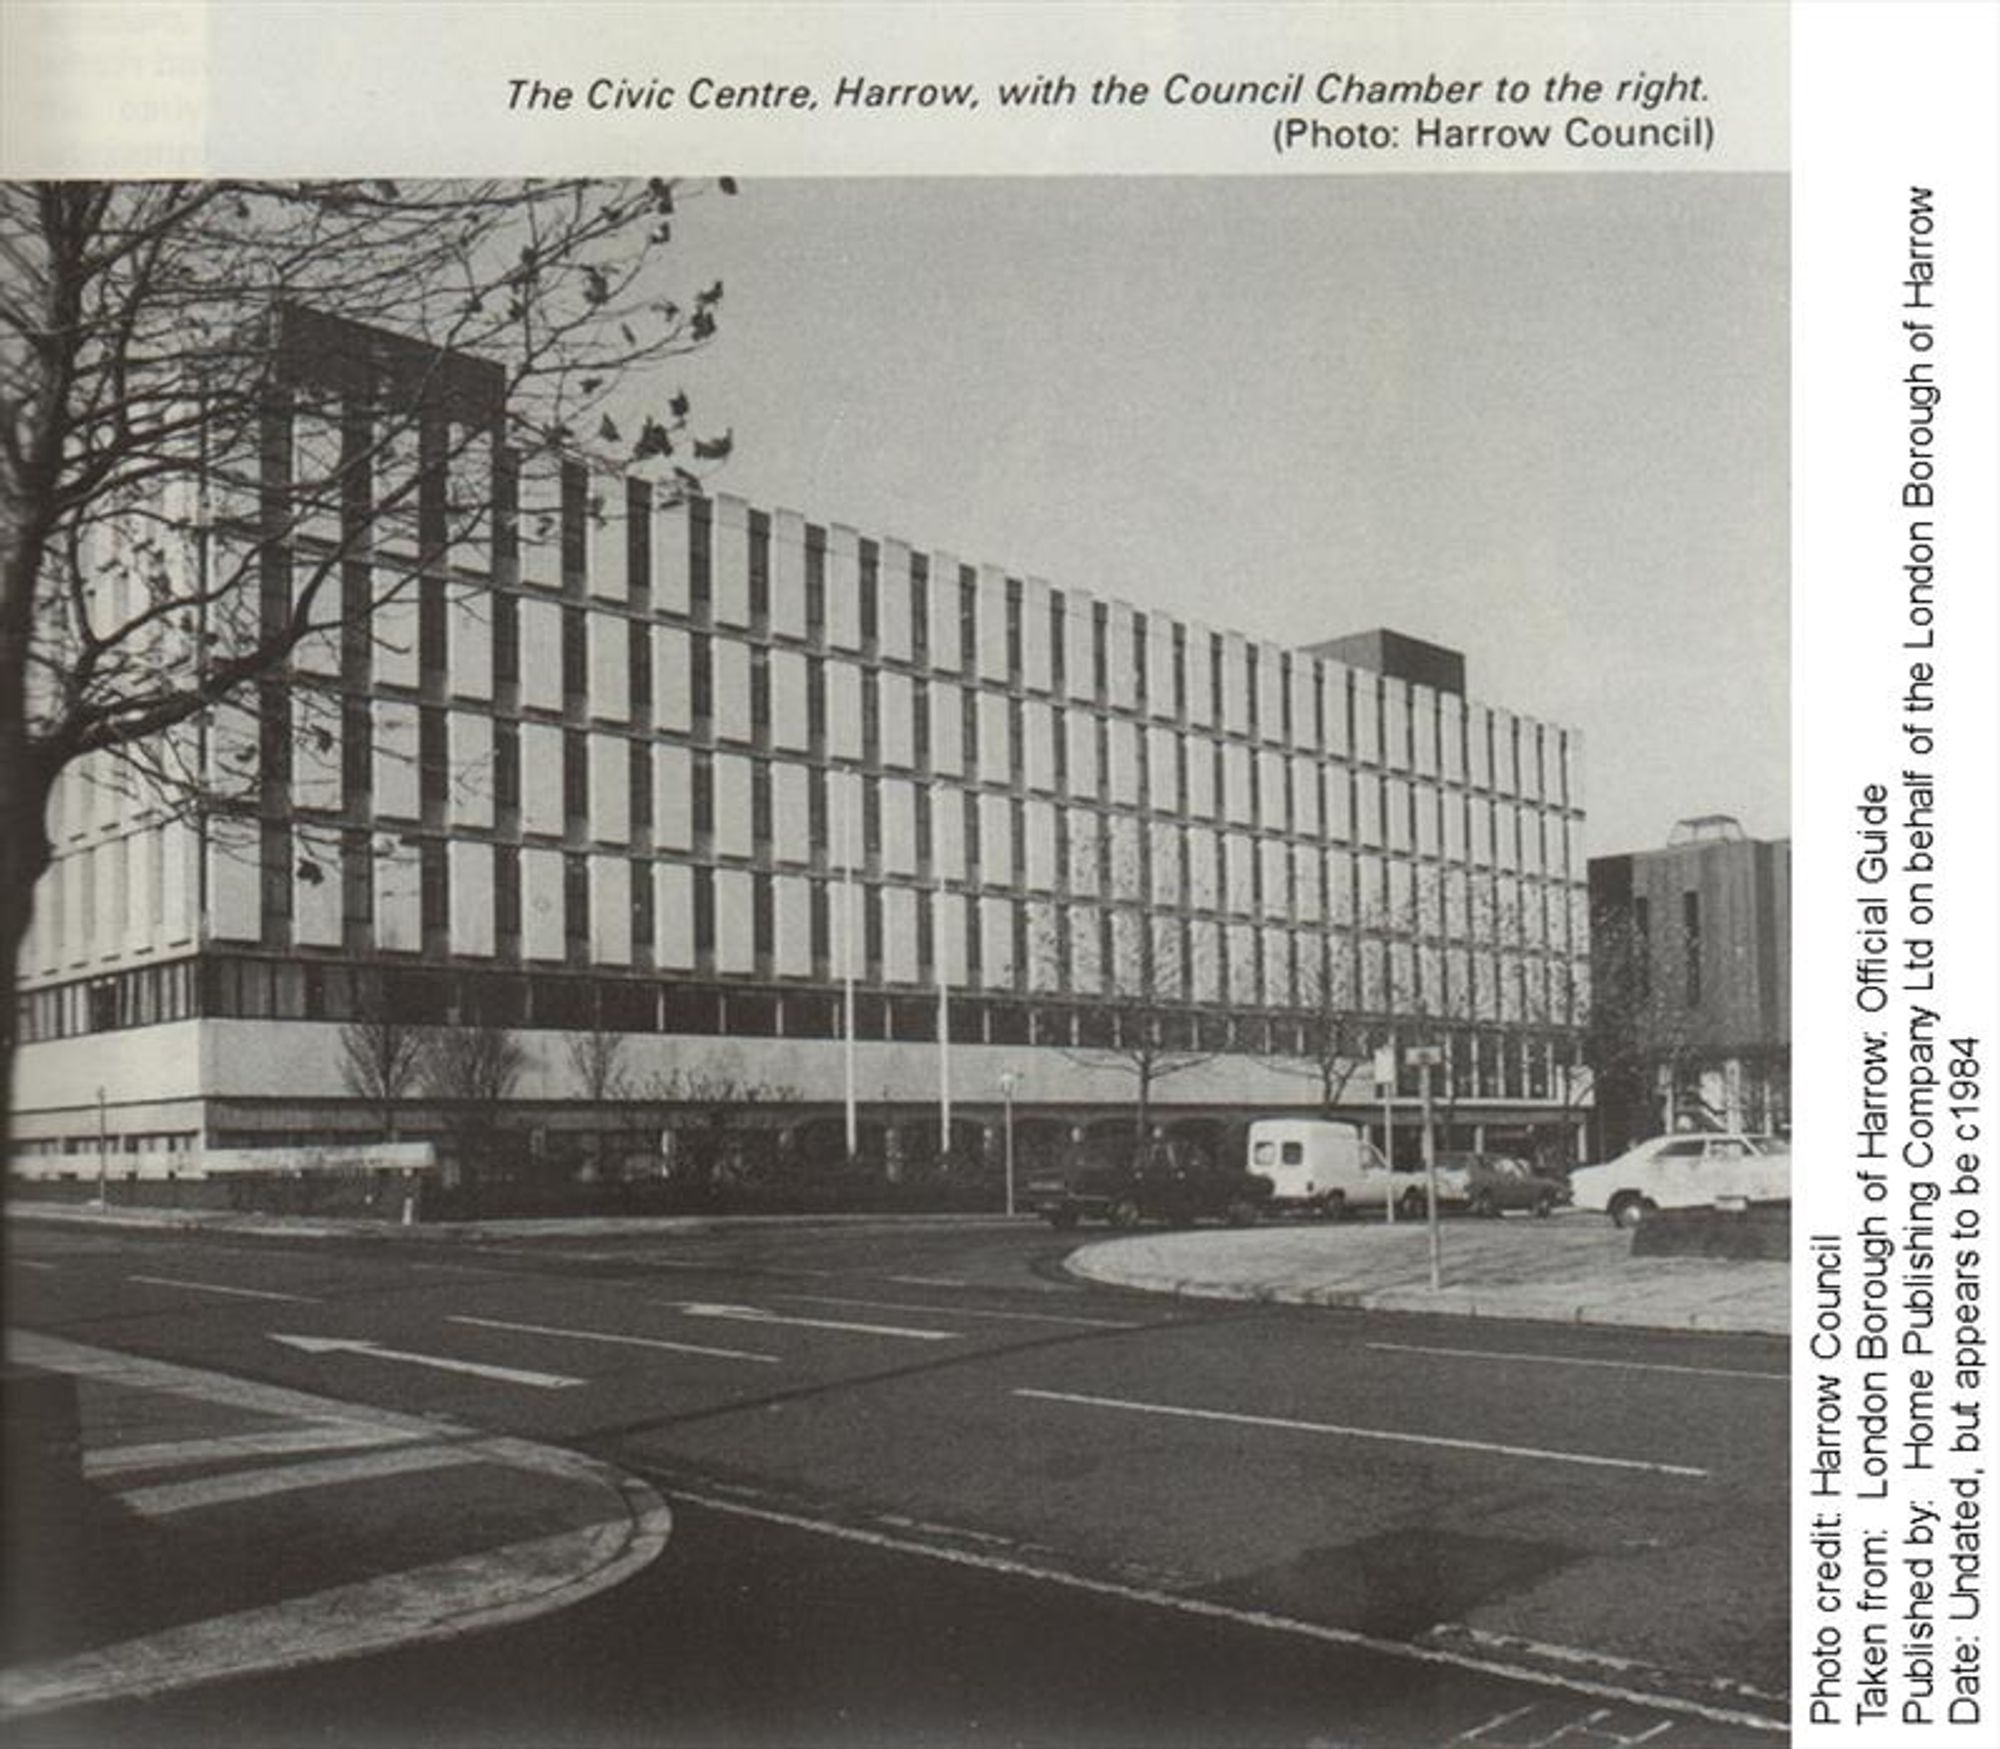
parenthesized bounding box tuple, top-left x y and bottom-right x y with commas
(1397, 1152, 1569, 1218)
(1027, 1137, 1273, 1231)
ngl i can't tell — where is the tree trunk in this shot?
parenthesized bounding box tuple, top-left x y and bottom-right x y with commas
(0, 770, 56, 1170)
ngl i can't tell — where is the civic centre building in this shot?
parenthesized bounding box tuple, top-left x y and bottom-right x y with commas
(11, 315, 1592, 1181)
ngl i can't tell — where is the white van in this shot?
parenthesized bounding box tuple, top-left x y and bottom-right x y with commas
(1246, 1120, 1395, 1217)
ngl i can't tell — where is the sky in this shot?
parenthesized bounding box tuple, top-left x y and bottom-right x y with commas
(661, 174, 1788, 858)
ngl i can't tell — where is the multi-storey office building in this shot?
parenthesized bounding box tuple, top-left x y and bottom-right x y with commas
(1586, 817, 1791, 1152)
(12, 319, 1591, 1181)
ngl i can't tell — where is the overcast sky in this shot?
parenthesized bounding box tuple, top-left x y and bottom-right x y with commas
(668, 174, 1788, 857)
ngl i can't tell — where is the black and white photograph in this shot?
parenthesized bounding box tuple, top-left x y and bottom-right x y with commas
(2, 4, 1994, 1747)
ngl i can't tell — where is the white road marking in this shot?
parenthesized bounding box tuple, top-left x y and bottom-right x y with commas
(1368, 1340, 1787, 1383)
(2, 1330, 673, 1720)
(0, 1513, 666, 1719)
(11, 1259, 58, 1272)
(117, 1443, 476, 1517)
(663, 1300, 960, 1341)
(1428, 1625, 1788, 1711)
(1452, 1704, 1537, 1743)
(87, 1424, 420, 1478)
(772, 1292, 1139, 1330)
(1012, 1388, 1711, 1478)
(129, 1274, 319, 1303)
(887, 1274, 976, 1288)
(667, 1487, 1783, 1735)
(270, 1333, 584, 1389)
(449, 1313, 778, 1364)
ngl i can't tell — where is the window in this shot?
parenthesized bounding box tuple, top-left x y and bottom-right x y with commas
(1682, 890, 1702, 1006)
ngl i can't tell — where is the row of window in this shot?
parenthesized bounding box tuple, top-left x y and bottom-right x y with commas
(258, 423, 1575, 792)
(17, 952, 1580, 1105)
(273, 579, 1572, 805)
(271, 710, 1579, 879)
(27, 792, 1587, 994)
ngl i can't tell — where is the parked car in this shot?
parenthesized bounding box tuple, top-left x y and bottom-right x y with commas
(1395, 1152, 1569, 1218)
(1028, 1136, 1274, 1231)
(1245, 1119, 1395, 1218)
(1568, 1133, 1790, 1228)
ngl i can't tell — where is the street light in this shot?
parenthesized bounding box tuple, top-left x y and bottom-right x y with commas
(999, 1070, 1018, 1217)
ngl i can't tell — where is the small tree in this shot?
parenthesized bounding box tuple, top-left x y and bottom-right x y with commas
(564, 1022, 634, 1179)
(648, 1062, 800, 1196)
(338, 991, 424, 1142)
(421, 1022, 527, 1178)
(1267, 929, 1372, 1116)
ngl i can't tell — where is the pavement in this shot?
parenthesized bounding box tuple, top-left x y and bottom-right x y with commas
(1067, 1211, 1789, 1336)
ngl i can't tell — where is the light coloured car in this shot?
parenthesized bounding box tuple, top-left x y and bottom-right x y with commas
(1569, 1133, 1790, 1228)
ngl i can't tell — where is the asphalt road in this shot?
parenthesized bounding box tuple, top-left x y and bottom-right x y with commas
(6, 1217, 1791, 1747)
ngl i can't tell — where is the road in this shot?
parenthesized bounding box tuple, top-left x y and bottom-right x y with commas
(5, 1216, 1790, 1746)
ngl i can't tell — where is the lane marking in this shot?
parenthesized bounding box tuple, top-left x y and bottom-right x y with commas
(129, 1274, 319, 1304)
(88, 1425, 420, 1478)
(1426, 1624, 1788, 1710)
(1012, 1388, 1711, 1478)
(270, 1333, 584, 1389)
(1367, 1340, 1787, 1383)
(11, 1259, 58, 1272)
(1452, 1705, 1537, 1744)
(663, 1300, 960, 1341)
(665, 1487, 1783, 1735)
(117, 1443, 476, 1517)
(771, 1292, 1139, 1330)
(887, 1274, 977, 1288)
(449, 1313, 778, 1365)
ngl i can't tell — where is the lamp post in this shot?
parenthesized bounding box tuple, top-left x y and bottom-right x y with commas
(999, 1070, 1018, 1217)
(1373, 1044, 1397, 1224)
(95, 1084, 108, 1209)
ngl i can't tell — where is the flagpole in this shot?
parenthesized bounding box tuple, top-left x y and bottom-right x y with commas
(936, 857, 951, 1159)
(840, 772, 858, 1160)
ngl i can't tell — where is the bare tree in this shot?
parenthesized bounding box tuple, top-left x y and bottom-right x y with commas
(1, 176, 736, 1147)
(1035, 896, 1216, 1140)
(565, 1024, 632, 1105)
(1585, 899, 1707, 1145)
(565, 1023, 634, 1179)
(421, 1022, 527, 1175)
(647, 1062, 801, 1194)
(337, 993, 424, 1142)
(1266, 929, 1374, 1116)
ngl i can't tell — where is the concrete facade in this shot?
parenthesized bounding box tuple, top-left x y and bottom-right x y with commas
(12, 318, 1591, 1179)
